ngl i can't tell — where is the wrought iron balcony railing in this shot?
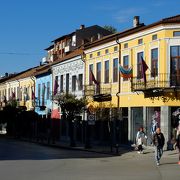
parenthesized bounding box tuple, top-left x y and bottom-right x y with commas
(131, 73, 180, 91)
(84, 84, 111, 96)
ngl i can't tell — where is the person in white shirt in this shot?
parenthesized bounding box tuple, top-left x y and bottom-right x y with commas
(136, 127, 147, 154)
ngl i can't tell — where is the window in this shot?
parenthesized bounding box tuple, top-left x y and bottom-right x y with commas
(13, 87, 16, 98)
(113, 58, 118, 82)
(105, 49, 109, 54)
(24, 87, 28, 101)
(104, 60, 109, 83)
(66, 73, 69, 93)
(90, 54, 93, 58)
(89, 64, 93, 85)
(152, 34, 157, 40)
(42, 83, 46, 106)
(137, 52, 144, 79)
(114, 46, 118, 52)
(124, 43, 128, 49)
(173, 31, 180, 37)
(170, 46, 180, 86)
(151, 48, 158, 77)
(62, 42, 65, 48)
(16, 87, 19, 100)
(55, 45, 58, 51)
(54, 76, 59, 95)
(123, 55, 129, 81)
(97, 51, 100, 56)
(18, 87, 22, 101)
(38, 84, 41, 105)
(8, 88, 10, 99)
(78, 74, 83, 90)
(47, 82, 50, 100)
(72, 75, 76, 92)
(97, 62, 101, 83)
(60, 75, 63, 92)
(138, 39, 143, 45)
(59, 43, 62, 49)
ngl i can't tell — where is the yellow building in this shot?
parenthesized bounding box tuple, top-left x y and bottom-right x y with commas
(0, 68, 37, 111)
(84, 15, 180, 146)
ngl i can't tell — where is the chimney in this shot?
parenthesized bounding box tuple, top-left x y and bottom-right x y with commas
(133, 16, 140, 27)
(80, 24, 85, 29)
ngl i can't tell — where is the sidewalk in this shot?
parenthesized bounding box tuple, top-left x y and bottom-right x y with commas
(14, 136, 134, 156)
(5, 135, 179, 158)
(36, 139, 133, 156)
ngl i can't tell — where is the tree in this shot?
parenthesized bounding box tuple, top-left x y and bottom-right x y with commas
(54, 93, 86, 146)
(103, 25, 117, 33)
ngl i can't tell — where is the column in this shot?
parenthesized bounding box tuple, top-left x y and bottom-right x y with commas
(160, 106, 171, 149)
(128, 107, 133, 143)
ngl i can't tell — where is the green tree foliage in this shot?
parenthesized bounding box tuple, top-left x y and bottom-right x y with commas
(103, 25, 117, 33)
(54, 93, 86, 119)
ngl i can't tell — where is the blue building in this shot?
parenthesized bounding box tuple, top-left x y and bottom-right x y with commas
(34, 64, 52, 116)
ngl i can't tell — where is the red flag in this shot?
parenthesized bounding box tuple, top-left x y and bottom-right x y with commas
(32, 87, 35, 100)
(90, 69, 99, 85)
(12, 92, 15, 99)
(141, 56, 148, 84)
(54, 79, 59, 95)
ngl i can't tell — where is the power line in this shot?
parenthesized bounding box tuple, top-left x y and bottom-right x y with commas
(0, 52, 44, 56)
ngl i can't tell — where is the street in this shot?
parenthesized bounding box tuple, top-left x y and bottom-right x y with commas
(0, 137, 179, 180)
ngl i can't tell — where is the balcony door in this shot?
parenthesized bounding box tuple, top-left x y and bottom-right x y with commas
(170, 46, 180, 86)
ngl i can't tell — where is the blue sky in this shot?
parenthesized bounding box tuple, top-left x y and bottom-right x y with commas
(0, 0, 179, 76)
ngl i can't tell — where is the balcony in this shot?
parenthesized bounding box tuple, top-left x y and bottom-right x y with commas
(132, 73, 180, 90)
(131, 73, 180, 98)
(84, 84, 112, 102)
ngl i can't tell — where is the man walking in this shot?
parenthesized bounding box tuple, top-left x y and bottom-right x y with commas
(152, 128, 165, 166)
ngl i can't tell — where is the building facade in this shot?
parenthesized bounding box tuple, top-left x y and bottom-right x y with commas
(84, 15, 180, 147)
(34, 65, 52, 116)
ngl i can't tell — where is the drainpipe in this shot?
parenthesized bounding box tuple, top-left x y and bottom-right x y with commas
(81, 51, 86, 100)
(81, 51, 90, 147)
(116, 37, 121, 108)
(16, 80, 21, 106)
(30, 76, 36, 110)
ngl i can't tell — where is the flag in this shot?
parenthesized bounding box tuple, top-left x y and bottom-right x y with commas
(90, 69, 99, 85)
(3, 96, 7, 103)
(12, 92, 15, 99)
(31, 87, 35, 100)
(141, 56, 148, 84)
(54, 79, 59, 95)
(119, 65, 133, 78)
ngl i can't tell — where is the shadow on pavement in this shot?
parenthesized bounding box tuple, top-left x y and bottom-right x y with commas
(0, 137, 129, 161)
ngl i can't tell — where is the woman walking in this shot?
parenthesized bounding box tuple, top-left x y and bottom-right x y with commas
(136, 127, 147, 154)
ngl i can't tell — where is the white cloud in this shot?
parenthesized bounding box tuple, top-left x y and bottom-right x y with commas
(114, 7, 148, 23)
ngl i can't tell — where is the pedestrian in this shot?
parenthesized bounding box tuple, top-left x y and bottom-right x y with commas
(152, 128, 165, 166)
(136, 127, 147, 154)
(176, 131, 180, 165)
